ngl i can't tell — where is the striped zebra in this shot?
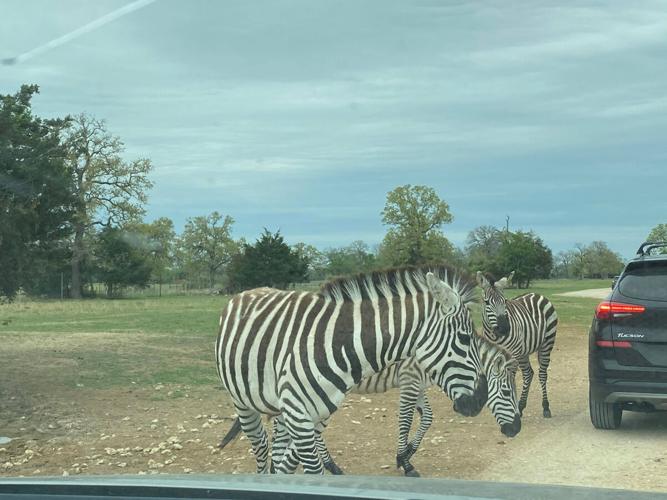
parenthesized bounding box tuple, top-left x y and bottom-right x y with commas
(266, 332, 520, 476)
(477, 271, 558, 418)
(215, 266, 486, 474)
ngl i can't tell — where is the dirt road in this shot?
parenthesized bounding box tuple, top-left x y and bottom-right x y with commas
(557, 288, 610, 299)
(2, 303, 666, 492)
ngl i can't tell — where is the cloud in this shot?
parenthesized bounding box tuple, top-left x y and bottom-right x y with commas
(2, 0, 666, 258)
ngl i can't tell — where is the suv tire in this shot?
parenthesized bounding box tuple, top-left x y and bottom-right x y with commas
(589, 388, 622, 429)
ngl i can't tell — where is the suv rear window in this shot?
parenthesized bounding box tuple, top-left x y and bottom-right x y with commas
(619, 261, 667, 302)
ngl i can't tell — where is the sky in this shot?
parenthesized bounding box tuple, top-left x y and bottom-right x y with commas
(2, 0, 667, 259)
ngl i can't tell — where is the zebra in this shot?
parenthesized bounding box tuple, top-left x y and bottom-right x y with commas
(215, 265, 487, 474)
(477, 271, 558, 418)
(265, 332, 520, 477)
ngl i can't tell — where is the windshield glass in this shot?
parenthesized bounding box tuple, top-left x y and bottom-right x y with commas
(2, 0, 667, 495)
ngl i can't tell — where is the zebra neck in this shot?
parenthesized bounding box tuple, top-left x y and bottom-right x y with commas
(333, 294, 430, 385)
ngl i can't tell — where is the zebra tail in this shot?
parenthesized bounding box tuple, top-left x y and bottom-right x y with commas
(218, 417, 242, 449)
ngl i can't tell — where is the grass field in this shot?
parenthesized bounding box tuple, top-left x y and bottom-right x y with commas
(0, 278, 609, 392)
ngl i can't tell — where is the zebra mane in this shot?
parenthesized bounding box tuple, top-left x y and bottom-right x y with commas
(473, 332, 513, 363)
(318, 264, 477, 306)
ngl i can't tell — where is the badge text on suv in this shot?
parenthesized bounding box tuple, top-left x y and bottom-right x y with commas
(589, 241, 667, 429)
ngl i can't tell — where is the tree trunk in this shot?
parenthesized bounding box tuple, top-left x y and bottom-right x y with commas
(209, 267, 216, 292)
(71, 225, 85, 299)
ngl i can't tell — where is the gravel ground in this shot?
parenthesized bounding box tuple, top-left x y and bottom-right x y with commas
(2, 317, 666, 493)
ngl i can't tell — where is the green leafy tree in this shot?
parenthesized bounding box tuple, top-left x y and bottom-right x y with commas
(585, 241, 624, 278)
(177, 212, 238, 289)
(379, 185, 454, 266)
(496, 231, 553, 288)
(227, 230, 309, 291)
(64, 114, 153, 298)
(0, 85, 75, 299)
(93, 226, 152, 297)
(647, 224, 667, 254)
(123, 218, 176, 295)
(465, 225, 504, 274)
(378, 230, 456, 267)
(325, 240, 378, 277)
(571, 241, 624, 278)
(293, 243, 328, 281)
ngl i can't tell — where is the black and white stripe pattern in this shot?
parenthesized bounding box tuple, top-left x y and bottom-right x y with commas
(270, 333, 521, 476)
(477, 271, 558, 418)
(215, 266, 484, 474)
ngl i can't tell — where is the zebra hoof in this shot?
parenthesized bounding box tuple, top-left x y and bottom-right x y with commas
(324, 461, 344, 475)
(543, 408, 552, 418)
(404, 468, 420, 478)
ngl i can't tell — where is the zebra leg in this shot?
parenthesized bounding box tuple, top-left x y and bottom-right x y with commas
(273, 438, 301, 474)
(273, 416, 344, 475)
(538, 342, 555, 418)
(517, 355, 534, 416)
(405, 392, 433, 463)
(396, 381, 421, 477)
(271, 415, 291, 473)
(315, 419, 344, 475)
(282, 412, 324, 474)
(235, 407, 271, 474)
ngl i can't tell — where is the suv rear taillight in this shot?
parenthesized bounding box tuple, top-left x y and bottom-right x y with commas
(595, 339, 632, 348)
(595, 301, 646, 320)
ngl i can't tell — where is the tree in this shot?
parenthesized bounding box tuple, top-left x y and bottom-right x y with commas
(465, 225, 504, 274)
(93, 226, 152, 297)
(570, 241, 624, 278)
(123, 218, 176, 295)
(585, 241, 624, 278)
(325, 240, 377, 277)
(178, 212, 238, 289)
(293, 243, 328, 281)
(0, 85, 75, 299)
(553, 250, 577, 278)
(647, 224, 667, 254)
(378, 230, 456, 268)
(571, 243, 589, 279)
(64, 114, 153, 298)
(227, 230, 309, 291)
(496, 231, 553, 288)
(379, 185, 454, 266)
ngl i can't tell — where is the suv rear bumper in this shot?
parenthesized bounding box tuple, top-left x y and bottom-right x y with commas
(590, 380, 667, 409)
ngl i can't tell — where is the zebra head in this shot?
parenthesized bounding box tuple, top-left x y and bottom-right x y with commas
(418, 272, 484, 418)
(477, 336, 521, 437)
(477, 271, 514, 339)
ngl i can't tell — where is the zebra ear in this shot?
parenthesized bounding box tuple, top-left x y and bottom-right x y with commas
(496, 277, 509, 289)
(497, 271, 515, 289)
(476, 271, 490, 289)
(426, 272, 460, 311)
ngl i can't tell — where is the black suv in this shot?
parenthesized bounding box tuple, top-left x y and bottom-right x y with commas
(589, 241, 667, 429)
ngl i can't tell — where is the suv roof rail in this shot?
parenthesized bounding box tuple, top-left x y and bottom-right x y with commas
(636, 241, 667, 257)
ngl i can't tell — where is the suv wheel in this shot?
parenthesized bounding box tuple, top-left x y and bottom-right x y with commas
(589, 388, 622, 429)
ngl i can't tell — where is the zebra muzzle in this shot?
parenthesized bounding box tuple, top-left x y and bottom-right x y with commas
(494, 316, 510, 337)
(500, 414, 521, 437)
